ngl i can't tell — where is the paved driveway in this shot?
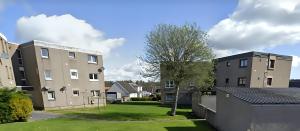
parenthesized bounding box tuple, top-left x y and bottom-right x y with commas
(29, 111, 61, 121)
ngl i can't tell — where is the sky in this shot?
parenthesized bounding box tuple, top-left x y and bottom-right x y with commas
(0, 0, 299, 80)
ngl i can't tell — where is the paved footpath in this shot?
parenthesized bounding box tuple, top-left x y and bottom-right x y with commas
(29, 111, 62, 121)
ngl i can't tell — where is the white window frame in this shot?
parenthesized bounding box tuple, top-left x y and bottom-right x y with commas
(70, 69, 79, 79)
(69, 52, 76, 59)
(72, 89, 80, 96)
(41, 48, 49, 58)
(88, 55, 97, 64)
(267, 77, 273, 87)
(47, 91, 55, 100)
(238, 77, 246, 86)
(89, 73, 99, 81)
(239, 59, 248, 68)
(44, 70, 52, 80)
(165, 80, 174, 88)
(91, 90, 100, 97)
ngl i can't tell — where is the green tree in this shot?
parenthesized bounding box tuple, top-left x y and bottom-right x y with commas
(142, 24, 215, 116)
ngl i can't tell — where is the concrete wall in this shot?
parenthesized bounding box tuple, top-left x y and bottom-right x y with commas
(0, 39, 16, 88)
(250, 56, 292, 88)
(251, 105, 300, 131)
(216, 90, 252, 131)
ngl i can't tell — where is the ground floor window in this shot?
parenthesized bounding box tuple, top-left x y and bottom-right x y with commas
(73, 90, 80, 96)
(267, 78, 273, 86)
(47, 91, 55, 100)
(91, 90, 100, 97)
(238, 77, 246, 87)
(165, 93, 174, 101)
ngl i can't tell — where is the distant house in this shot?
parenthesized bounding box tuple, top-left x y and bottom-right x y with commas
(289, 79, 300, 88)
(215, 87, 300, 131)
(106, 81, 140, 101)
(104, 81, 113, 92)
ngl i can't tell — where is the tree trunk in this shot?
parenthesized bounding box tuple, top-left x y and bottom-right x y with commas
(171, 85, 180, 116)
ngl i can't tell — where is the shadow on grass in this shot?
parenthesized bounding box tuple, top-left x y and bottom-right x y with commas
(166, 111, 198, 119)
(165, 120, 216, 131)
(64, 112, 162, 121)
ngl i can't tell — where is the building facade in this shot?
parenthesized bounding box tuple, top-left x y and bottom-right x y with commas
(215, 51, 292, 88)
(0, 33, 16, 88)
(10, 40, 106, 110)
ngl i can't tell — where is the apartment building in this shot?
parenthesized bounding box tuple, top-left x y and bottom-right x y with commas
(9, 40, 106, 110)
(0, 33, 15, 88)
(160, 62, 213, 105)
(215, 51, 292, 88)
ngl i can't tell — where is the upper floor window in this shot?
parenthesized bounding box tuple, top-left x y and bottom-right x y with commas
(239, 59, 248, 68)
(225, 78, 229, 84)
(165, 80, 174, 88)
(89, 73, 98, 81)
(226, 61, 231, 67)
(70, 69, 78, 79)
(44, 70, 52, 80)
(88, 55, 97, 64)
(47, 91, 55, 100)
(17, 50, 22, 59)
(69, 52, 76, 59)
(269, 59, 275, 69)
(91, 90, 100, 97)
(267, 78, 273, 86)
(41, 48, 49, 58)
(238, 77, 246, 87)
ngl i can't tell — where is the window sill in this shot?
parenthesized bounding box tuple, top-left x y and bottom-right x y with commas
(41, 57, 49, 59)
(48, 99, 55, 101)
(89, 79, 99, 81)
(88, 62, 97, 64)
(71, 78, 79, 80)
(45, 79, 53, 81)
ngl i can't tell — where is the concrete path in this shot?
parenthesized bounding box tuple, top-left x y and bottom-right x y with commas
(29, 111, 62, 121)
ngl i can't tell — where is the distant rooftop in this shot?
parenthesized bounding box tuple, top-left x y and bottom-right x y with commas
(216, 51, 292, 62)
(20, 40, 102, 55)
(217, 87, 300, 104)
(290, 79, 300, 88)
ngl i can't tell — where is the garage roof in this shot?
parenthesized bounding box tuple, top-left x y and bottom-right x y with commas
(217, 87, 300, 104)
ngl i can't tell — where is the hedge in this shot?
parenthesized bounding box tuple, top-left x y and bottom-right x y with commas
(0, 88, 33, 123)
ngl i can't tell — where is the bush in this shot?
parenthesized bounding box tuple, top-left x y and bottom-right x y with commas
(9, 92, 33, 122)
(0, 88, 33, 123)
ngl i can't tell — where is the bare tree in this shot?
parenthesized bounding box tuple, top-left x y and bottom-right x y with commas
(141, 24, 215, 116)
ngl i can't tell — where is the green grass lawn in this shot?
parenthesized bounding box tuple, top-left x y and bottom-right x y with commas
(0, 101, 215, 131)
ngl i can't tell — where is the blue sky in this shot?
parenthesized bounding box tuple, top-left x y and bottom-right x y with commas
(0, 0, 299, 80)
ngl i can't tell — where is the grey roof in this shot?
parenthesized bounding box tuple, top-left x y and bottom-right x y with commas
(217, 87, 300, 104)
(289, 79, 300, 88)
(216, 51, 293, 62)
(116, 81, 137, 93)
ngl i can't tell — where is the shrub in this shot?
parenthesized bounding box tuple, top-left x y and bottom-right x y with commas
(9, 92, 33, 122)
(0, 88, 33, 123)
(131, 97, 153, 101)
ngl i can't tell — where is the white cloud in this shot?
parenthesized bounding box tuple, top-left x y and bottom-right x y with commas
(208, 0, 300, 55)
(16, 14, 125, 56)
(292, 55, 300, 68)
(105, 59, 149, 81)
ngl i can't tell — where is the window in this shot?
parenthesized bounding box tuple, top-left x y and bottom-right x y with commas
(20, 70, 26, 80)
(44, 70, 52, 80)
(89, 73, 98, 81)
(165, 93, 174, 101)
(225, 78, 229, 84)
(91, 90, 100, 97)
(73, 90, 80, 96)
(88, 55, 97, 64)
(17, 50, 22, 59)
(70, 69, 78, 79)
(41, 48, 49, 58)
(239, 59, 248, 68)
(269, 59, 275, 69)
(69, 52, 76, 59)
(226, 61, 231, 67)
(267, 78, 273, 86)
(189, 82, 195, 87)
(238, 77, 246, 86)
(47, 91, 55, 100)
(165, 80, 174, 88)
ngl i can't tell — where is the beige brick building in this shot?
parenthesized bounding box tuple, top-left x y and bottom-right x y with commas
(0, 33, 16, 88)
(215, 51, 292, 88)
(9, 40, 106, 110)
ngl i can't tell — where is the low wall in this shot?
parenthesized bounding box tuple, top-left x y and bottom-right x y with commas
(192, 92, 217, 127)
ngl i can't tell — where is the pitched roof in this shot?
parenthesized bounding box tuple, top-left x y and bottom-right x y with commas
(116, 81, 137, 93)
(217, 87, 300, 104)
